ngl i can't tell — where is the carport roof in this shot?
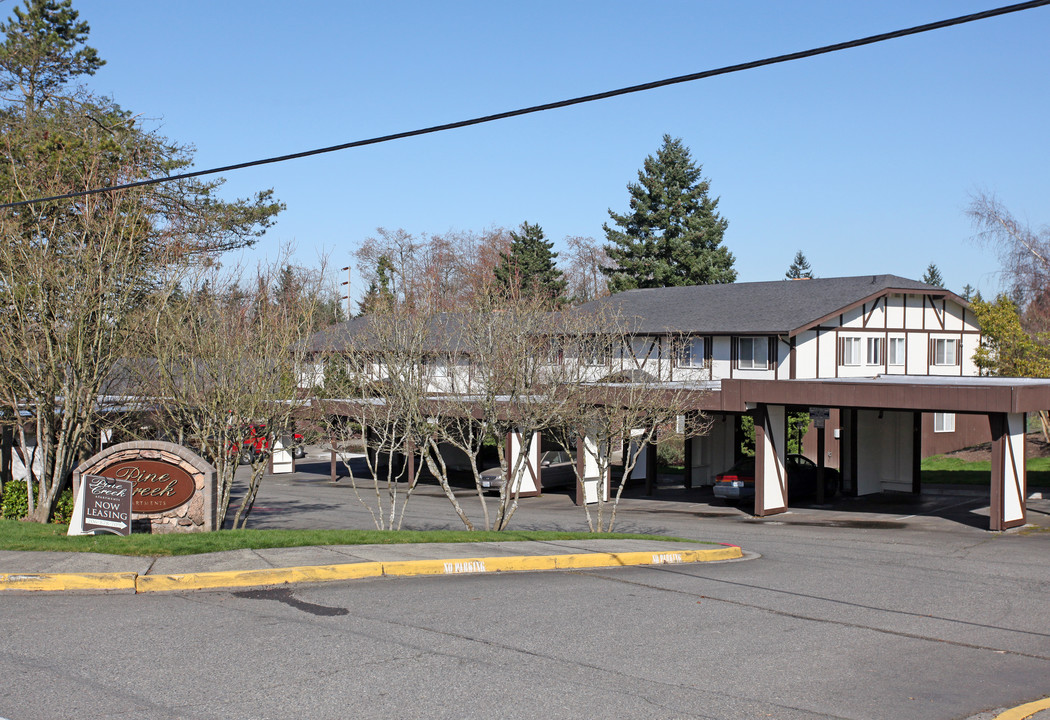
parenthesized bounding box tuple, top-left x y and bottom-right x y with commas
(715, 375, 1050, 414)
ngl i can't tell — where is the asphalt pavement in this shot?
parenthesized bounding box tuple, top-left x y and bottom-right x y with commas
(2, 446, 1048, 595)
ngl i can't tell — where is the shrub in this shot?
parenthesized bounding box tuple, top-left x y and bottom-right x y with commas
(1, 480, 29, 519)
(52, 489, 75, 524)
(656, 435, 685, 469)
(0, 483, 75, 523)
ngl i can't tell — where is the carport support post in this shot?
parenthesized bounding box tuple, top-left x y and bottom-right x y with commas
(989, 412, 1027, 531)
(754, 404, 788, 517)
(645, 431, 657, 496)
(683, 425, 693, 490)
(912, 412, 922, 495)
(816, 426, 825, 505)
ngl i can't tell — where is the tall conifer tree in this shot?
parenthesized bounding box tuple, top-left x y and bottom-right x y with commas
(493, 221, 566, 305)
(785, 250, 813, 279)
(603, 135, 735, 293)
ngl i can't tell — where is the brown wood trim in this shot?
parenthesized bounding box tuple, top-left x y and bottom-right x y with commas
(789, 336, 797, 379)
(934, 297, 946, 330)
(790, 288, 967, 337)
(863, 298, 881, 328)
(815, 329, 821, 378)
(754, 406, 788, 516)
(1006, 415, 1026, 528)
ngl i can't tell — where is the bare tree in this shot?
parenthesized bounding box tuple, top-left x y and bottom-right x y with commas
(563, 235, 611, 304)
(969, 193, 1050, 313)
(547, 319, 707, 532)
(354, 226, 511, 313)
(142, 260, 323, 528)
(316, 302, 434, 530)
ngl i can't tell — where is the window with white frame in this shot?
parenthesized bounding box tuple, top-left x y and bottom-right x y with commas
(678, 337, 706, 368)
(841, 337, 862, 366)
(866, 337, 883, 365)
(889, 337, 906, 366)
(934, 412, 955, 433)
(933, 338, 959, 366)
(737, 336, 769, 370)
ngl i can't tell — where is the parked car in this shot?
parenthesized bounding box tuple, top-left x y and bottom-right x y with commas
(479, 450, 577, 492)
(713, 454, 840, 504)
(234, 425, 306, 464)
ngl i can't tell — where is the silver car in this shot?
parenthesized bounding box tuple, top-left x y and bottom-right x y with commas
(479, 450, 577, 492)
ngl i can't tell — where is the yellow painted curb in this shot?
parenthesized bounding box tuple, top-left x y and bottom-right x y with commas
(383, 545, 743, 577)
(135, 561, 385, 593)
(0, 571, 137, 593)
(0, 544, 743, 593)
(994, 697, 1050, 720)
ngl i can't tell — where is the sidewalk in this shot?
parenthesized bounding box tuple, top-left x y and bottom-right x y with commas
(0, 538, 746, 594)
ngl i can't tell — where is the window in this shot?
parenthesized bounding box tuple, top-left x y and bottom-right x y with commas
(581, 342, 611, 367)
(889, 337, 905, 366)
(738, 337, 769, 370)
(866, 337, 883, 365)
(934, 412, 955, 433)
(429, 356, 451, 378)
(678, 337, 706, 368)
(933, 338, 958, 366)
(841, 337, 862, 366)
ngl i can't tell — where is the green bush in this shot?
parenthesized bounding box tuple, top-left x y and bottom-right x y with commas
(0, 482, 74, 523)
(1, 480, 29, 519)
(656, 435, 685, 469)
(52, 489, 75, 524)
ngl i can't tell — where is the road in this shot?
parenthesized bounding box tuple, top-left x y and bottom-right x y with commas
(1, 451, 1047, 719)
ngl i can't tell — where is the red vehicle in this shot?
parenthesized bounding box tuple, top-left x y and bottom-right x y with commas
(233, 425, 306, 464)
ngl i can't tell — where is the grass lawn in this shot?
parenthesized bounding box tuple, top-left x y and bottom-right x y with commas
(921, 455, 1050, 486)
(0, 521, 702, 557)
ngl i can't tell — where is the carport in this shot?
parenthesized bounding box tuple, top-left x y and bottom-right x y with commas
(714, 376, 1050, 531)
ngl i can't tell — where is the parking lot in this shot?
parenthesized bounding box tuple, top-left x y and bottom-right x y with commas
(231, 446, 1050, 537)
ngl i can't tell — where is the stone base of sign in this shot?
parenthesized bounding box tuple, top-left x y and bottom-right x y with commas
(74, 441, 218, 533)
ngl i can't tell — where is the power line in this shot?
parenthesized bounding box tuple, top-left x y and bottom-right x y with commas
(2, 0, 1047, 211)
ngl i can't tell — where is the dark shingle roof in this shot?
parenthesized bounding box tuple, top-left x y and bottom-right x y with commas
(576, 275, 952, 335)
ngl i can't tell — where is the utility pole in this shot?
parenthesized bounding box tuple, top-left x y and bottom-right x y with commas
(340, 265, 352, 319)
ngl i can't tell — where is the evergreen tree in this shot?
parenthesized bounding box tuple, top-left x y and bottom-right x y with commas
(922, 263, 945, 287)
(0, 0, 103, 112)
(493, 221, 566, 304)
(785, 250, 813, 279)
(961, 283, 976, 302)
(0, 0, 281, 521)
(358, 255, 395, 315)
(603, 135, 735, 293)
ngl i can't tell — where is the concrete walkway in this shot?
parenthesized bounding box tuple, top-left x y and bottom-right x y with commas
(0, 538, 746, 593)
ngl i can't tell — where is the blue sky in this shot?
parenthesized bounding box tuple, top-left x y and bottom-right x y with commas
(69, 0, 1050, 301)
